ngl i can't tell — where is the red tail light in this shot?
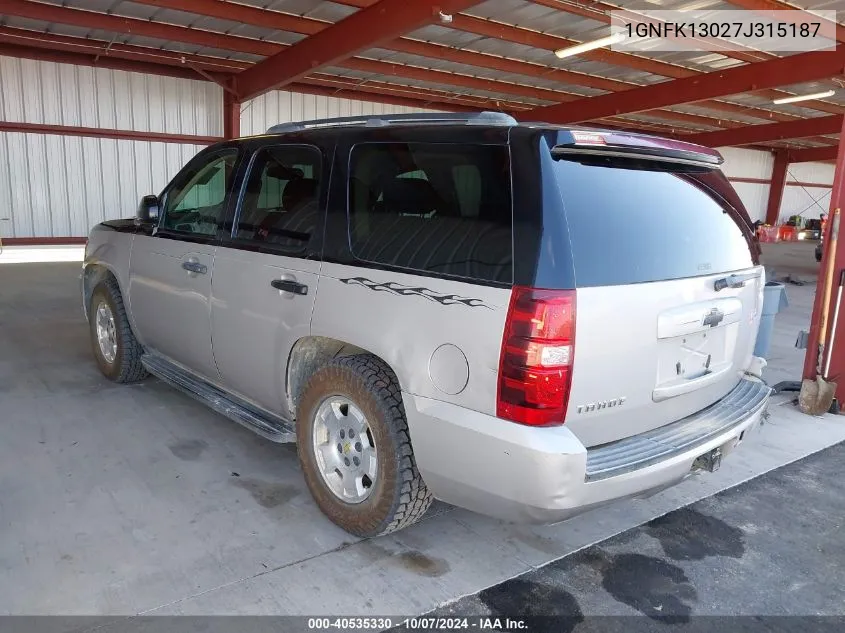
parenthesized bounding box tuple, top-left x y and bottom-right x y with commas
(497, 287, 576, 426)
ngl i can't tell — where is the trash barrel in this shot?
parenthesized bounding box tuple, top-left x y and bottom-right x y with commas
(754, 281, 789, 358)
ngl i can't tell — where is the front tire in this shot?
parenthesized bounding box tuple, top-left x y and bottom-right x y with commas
(88, 278, 148, 383)
(296, 354, 433, 537)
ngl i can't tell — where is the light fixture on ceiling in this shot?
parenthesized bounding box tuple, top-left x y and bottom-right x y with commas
(554, 32, 627, 60)
(772, 90, 836, 105)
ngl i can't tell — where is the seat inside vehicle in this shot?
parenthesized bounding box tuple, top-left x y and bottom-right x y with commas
(352, 175, 512, 283)
(249, 177, 319, 247)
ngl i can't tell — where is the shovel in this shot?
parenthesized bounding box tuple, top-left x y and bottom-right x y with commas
(799, 376, 838, 416)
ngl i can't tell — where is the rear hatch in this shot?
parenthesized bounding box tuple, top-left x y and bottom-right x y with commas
(551, 130, 764, 447)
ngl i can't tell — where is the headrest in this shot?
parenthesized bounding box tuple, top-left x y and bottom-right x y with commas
(382, 178, 443, 216)
(266, 163, 303, 180)
(282, 178, 318, 210)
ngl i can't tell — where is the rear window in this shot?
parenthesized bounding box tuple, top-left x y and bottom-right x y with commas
(348, 142, 513, 284)
(553, 159, 755, 287)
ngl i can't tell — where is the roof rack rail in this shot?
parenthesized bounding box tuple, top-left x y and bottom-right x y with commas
(266, 111, 517, 134)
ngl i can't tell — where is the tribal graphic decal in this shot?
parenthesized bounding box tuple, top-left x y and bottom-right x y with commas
(339, 277, 493, 310)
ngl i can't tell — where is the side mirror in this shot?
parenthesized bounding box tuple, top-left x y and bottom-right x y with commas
(136, 195, 160, 224)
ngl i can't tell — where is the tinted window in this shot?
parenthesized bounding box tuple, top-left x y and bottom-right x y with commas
(348, 143, 512, 283)
(553, 159, 754, 287)
(161, 150, 238, 236)
(234, 145, 322, 254)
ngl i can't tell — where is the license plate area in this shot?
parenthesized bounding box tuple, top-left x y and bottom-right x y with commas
(657, 327, 729, 383)
(692, 447, 722, 473)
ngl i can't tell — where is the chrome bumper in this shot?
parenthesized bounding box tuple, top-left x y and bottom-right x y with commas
(586, 378, 770, 481)
(404, 378, 770, 524)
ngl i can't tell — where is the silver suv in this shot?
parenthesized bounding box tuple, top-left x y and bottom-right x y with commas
(82, 113, 771, 537)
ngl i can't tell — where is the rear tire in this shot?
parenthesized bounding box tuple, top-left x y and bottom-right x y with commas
(296, 354, 433, 537)
(88, 277, 148, 383)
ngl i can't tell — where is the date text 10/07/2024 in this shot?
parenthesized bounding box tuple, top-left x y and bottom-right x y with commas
(307, 617, 529, 630)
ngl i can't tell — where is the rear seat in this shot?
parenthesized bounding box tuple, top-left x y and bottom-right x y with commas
(352, 214, 512, 283)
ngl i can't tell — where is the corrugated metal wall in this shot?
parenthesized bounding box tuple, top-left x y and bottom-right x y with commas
(718, 147, 774, 223)
(782, 162, 834, 222)
(0, 56, 439, 239)
(0, 56, 221, 239)
(0, 134, 204, 238)
(717, 148, 834, 223)
(0, 55, 839, 238)
(0, 56, 222, 133)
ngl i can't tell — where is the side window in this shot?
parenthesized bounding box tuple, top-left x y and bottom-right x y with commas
(233, 145, 322, 254)
(161, 150, 238, 236)
(348, 143, 513, 284)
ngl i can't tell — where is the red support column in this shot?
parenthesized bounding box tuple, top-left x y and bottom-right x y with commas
(802, 116, 845, 405)
(766, 150, 789, 225)
(223, 91, 240, 140)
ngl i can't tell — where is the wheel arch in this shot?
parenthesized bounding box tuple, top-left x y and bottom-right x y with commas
(285, 336, 403, 421)
(82, 263, 122, 319)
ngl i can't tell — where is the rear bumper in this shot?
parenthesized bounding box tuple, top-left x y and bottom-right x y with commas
(404, 378, 770, 524)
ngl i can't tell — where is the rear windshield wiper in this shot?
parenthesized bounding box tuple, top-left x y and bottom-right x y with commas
(714, 272, 759, 292)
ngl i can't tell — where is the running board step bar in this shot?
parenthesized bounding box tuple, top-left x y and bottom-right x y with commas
(141, 354, 296, 443)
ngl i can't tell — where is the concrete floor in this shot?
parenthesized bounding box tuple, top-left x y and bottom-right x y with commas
(428, 442, 845, 624)
(0, 240, 842, 617)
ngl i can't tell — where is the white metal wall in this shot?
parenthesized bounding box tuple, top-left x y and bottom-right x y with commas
(0, 56, 222, 239)
(239, 90, 438, 136)
(0, 56, 222, 134)
(0, 56, 440, 239)
(718, 147, 772, 223)
(717, 147, 834, 223)
(0, 134, 204, 238)
(0, 54, 839, 238)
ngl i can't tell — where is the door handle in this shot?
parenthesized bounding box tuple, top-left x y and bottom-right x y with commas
(271, 279, 308, 295)
(182, 261, 208, 274)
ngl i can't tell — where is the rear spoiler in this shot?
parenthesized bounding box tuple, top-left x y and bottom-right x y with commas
(551, 130, 723, 169)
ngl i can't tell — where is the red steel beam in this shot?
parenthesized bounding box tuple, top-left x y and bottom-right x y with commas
(223, 91, 240, 140)
(766, 150, 789, 225)
(301, 74, 529, 111)
(127, 0, 671, 92)
(0, 33, 508, 114)
(136, 0, 806, 125)
(803, 116, 845, 400)
(788, 146, 839, 163)
(2, 237, 89, 245)
(324, 12, 823, 124)
(524, 47, 845, 123)
(183, 0, 695, 80)
(0, 0, 764, 130)
(0, 120, 222, 144)
(0, 0, 279, 56)
(0, 18, 687, 124)
(232, 0, 485, 101)
(2, 0, 826, 133)
(288, 81, 476, 113)
(0, 41, 217, 82)
(329, 0, 696, 79)
(532, 0, 845, 114)
(686, 115, 843, 147)
(0, 0, 793, 130)
(0, 26, 248, 73)
(0, 2, 578, 105)
(729, 176, 833, 187)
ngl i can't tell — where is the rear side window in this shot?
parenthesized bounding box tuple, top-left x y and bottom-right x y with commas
(553, 160, 755, 287)
(348, 143, 513, 284)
